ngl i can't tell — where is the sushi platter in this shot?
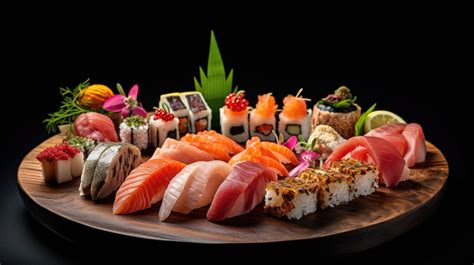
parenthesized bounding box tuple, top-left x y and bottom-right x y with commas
(17, 31, 448, 252)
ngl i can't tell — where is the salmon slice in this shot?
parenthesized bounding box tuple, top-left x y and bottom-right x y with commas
(253, 93, 278, 118)
(152, 138, 213, 164)
(159, 161, 232, 221)
(229, 146, 288, 177)
(259, 142, 298, 165)
(197, 130, 244, 154)
(113, 158, 186, 215)
(181, 134, 230, 161)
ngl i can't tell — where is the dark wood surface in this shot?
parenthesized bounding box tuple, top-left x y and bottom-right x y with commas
(17, 135, 449, 250)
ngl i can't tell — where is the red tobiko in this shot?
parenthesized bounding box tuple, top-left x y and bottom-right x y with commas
(225, 91, 248, 112)
(153, 108, 175, 122)
(36, 143, 80, 162)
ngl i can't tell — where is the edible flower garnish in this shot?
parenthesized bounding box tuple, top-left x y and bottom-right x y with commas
(103, 84, 147, 118)
(289, 151, 320, 177)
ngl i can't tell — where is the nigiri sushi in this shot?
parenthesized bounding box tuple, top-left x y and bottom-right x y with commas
(159, 161, 232, 221)
(220, 91, 249, 143)
(249, 93, 278, 141)
(74, 112, 118, 142)
(278, 89, 312, 141)
(113, 158, 186, 215)
(247, 137, 298, 165)
(207, 161, 277, 221)
(197, 130, 244, 155)
(181, 134, 231, 161)
(151, 138, 213, 164)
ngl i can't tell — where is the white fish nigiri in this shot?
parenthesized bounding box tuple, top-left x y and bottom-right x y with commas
(159, 161, 232, 221)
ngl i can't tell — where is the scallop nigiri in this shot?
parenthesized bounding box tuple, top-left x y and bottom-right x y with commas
(159, 161, 232, 221)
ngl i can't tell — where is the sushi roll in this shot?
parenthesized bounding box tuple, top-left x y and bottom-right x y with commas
(219, 91, 249, 143)
(36, 143, 84, 184)
(311, 86, 361, 139)
(278, 89, 312, 141)
(180, 91, 212, 133)
(159, 93, 191, 136)
(250, 93, 278, 141)
(119, 115, 149, 150)
(264, 177, 319, 220)
(149, 107, 180, 148)
(328, 159, 379, 199)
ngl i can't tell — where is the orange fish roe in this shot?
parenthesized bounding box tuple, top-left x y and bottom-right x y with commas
(254, 93, 278, 118)
(282, 95, 307, 120)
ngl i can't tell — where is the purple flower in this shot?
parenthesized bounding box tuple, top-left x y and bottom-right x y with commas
(289, 151, 321, 177)
(103, 84, 147, 118)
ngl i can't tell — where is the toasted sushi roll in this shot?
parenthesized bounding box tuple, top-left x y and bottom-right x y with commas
(264, 177, 318, 220)
(149, 109, 180, 148)
(311, 86, 361, 139)
(36, 143, 84, 184)
(328, 159, 379, 199)
(298, 169, 354, 209)
(219, 107, 249, 144)
(80, 143, 141, 200)
(119, 116, 149, 150)
(159, 93, 191, 136)
(249, 93, 278, 141)
(180, 92, 212, 133)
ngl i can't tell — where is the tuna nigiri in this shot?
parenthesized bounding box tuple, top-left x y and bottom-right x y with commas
(207, 161, 277, 222)
(113, 158, 186, 215)
(74, 112, 118, 142)
(151, 138, 213, 164)
(181, 134, 231, 161)
(159, 161, 233, 221)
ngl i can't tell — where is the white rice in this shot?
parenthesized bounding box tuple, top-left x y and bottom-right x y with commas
(220, 107, 249, 143)
(119, 122, 149, 150)
(278, 109, 312, 141)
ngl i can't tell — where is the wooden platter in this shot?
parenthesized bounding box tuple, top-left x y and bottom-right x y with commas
(17, 135, 448, 252)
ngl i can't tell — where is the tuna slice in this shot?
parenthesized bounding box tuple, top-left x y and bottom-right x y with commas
(113, 158, 186, 215)
(207, 161, 277, 221)
(365, 123, 407, 137)
(74, 112, 119, 142)
(151, 138, 213, 164)
(324, 136, 406, 187)
(159, 161, 233, 221)
(402, 123, 426, 167)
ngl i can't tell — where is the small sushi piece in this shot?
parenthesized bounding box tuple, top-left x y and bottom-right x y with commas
(113, 158, 186, 215)
(311, 86, 361, 139)
(181, 131, 242, 156)
(220, 91, 249, 143)
(119, 115, 149, 150)
(264, 177, 319, 220)
(307, 125, 346, 160)
(149, 107, 180, 148)
(67, 136, 96, 158)
(278, 89, 312, 141)
(247, 137, 298, 165)
(181, 134, 231, 161)
(328, 159, 379, 199)
(79, 143, 141, 200)
(159, 161, 233, 221)
(151, 138, 213, 164)
(207, 161, 277, 221)
(250, 93, 278, 141)
(159, 93, 191, 136)
(36, 143, 84, 184)
(180, 91, 212, 133)
(74, 112, 119, 142)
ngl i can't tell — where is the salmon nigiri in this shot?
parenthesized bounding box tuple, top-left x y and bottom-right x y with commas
(181, 134, 231, 161)
(197, 130, 244, 154)
(247, 137, 298, 165)
(159, 161, 232, 221)
(151, 138, 213, 164)
(113, 158, 186, 215)
(182, 132, 242, 155)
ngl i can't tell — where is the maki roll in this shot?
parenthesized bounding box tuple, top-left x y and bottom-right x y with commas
(250, 93, 278, 141)
(36, 143, 84, 184)
(180, 91, 212, 133)
(119, 115, 149, 150)
(149, 106, 180, 148)
(159, 93, 190, 136)
(278, 89, 312, 141)
(311, 86, 361, 139)
(220, 91, 249, 143)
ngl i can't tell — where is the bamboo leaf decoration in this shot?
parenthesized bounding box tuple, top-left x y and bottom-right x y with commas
(195, 30, 235, 128)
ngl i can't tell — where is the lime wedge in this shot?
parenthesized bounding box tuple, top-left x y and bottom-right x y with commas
(364, 110, 406, 132)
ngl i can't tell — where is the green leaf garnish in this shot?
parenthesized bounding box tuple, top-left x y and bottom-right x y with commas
(355, 103, 377, 136)
(116, 83, 126, 96)
(331, 96, 357, 109)
(124, 115, 147, 127)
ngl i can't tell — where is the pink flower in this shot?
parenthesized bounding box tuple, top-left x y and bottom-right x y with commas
(103, 84, 147, 118)
(289, 151, 320, 177)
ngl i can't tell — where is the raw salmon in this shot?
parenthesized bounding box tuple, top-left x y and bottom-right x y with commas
(198, 130, 244, 154)
(207, 161, 277, 221)
(180, 134, 231, 161)
(159, 161, 232, 221)
(253, 93, 278, 118)
(113, 158, 186, 215)
(281, 95, 307, 120)
(151, 138, 213, 164)
(229, 143, 288, 177)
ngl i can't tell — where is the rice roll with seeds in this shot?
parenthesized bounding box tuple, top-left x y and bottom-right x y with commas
(250, 93, 278, 141)
(180, 91, 212, 133)
(220, 90, 249, 143)
(159, 93, 190, 136)
(119, 115, 149, 150)
(149, 106, 180, 148)
(278, 89, 312, 141)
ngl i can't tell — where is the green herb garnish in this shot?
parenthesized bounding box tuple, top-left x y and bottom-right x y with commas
(194, 31, 235, 128)
(124, 115, 147, 127)
(43, 80, 91, 134)
(355, 103, 377, 136)
(330, 96, 357, 109)
(67, 136, 95, 153)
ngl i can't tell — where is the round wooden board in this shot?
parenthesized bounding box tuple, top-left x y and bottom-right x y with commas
(17, 135, 448, 252)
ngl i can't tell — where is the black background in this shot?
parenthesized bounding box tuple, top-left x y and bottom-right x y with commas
(1, 7, 472, 264)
